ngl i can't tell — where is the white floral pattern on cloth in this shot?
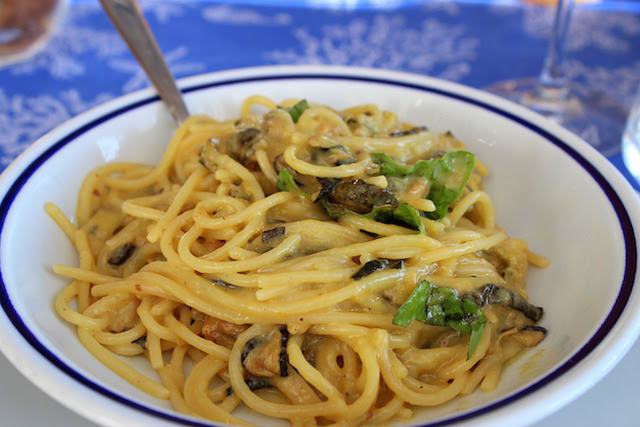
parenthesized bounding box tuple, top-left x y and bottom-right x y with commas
(202, 3, 292, 26)
(567, 59, 640, 109)
(488, 4, 640, 107)
(0, 0, 639, 172)
(0, 88, 113, 167)
(109, 46, 205, 92)
(264, 14, 478, 81)
(519, 5, 640, 52)
(137, 0, 189, 23)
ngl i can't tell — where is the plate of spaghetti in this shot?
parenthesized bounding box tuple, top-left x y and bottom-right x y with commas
(1, 65, 640, 427)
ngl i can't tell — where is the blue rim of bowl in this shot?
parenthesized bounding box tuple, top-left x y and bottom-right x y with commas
(0, 72, 636, 426)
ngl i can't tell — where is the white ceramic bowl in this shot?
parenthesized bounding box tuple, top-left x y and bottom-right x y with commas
(1, 65, 640, 427)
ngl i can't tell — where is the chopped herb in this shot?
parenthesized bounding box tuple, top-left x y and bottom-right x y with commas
(424, 151, 475, 219)
(392, 281, 430, 327)
(288, 99, 309, 123)
(372, 152, 412, 176)
(370, 203, 426, 234)
(276, 169, 309, 197)
(312, 178, 425, 233)
(372, 150, 475, 220)
(317, 199, 425, 234)
(316, 198, 346, 220)
(392, 281, 487, 358)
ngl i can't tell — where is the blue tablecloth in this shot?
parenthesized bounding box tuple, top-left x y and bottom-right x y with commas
(1, 0, 640, 185)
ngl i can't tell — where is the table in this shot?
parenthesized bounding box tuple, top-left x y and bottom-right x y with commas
(1, 0, 639, 425)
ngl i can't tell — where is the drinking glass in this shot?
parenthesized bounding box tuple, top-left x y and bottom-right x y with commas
(486, 0, 627, 156)
(0, 0, 67, 67)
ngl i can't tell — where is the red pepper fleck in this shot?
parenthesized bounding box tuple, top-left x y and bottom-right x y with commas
(135, 284, 142, 292)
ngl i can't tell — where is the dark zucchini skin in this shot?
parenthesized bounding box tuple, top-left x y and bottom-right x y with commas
(352, 259, 404, 280)
(226, 377, 271, 396)
(279, 326, 289, 377)
(316, 179, 397, 215)
(262, 226, 286, 243)
(466, 284, 543, 322)
(108, 242, 136, 266)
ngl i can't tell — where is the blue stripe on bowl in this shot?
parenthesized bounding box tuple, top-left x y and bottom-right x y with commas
(0, 72, 636, 426)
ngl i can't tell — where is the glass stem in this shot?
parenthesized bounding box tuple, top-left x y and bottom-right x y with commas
(537, 0, 574, 101)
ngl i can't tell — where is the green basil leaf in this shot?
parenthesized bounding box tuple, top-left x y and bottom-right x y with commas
(371, 150, 475, 220)
(466, 317, 487, 359)
(425, 285, 452, 326)
(276, 169, 308, 197)
(368, 203, 425, 234)
(447, 318, 472, 335)
(393, 281, 487, 359)
(390, 203, 426, 234)
(288, 99, 309, 123)
(318, 198, 348, 219)
(392, 281, 430, 327)
(317, 201, 425, 233)
(370, 152, 410, 176)
(424, 151, 475, 220)
(463, 297, 488, 359)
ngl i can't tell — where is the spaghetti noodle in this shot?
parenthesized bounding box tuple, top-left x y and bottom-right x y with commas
(49, 96, 548, 426)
